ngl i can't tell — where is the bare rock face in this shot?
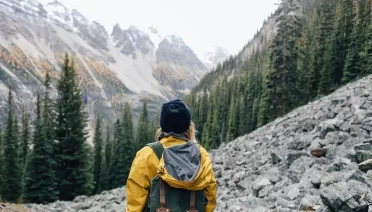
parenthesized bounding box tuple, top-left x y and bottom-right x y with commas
(154, 35, 208, 91)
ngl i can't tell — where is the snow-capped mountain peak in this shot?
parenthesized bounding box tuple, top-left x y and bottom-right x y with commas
(0, 0, 219, 143)
(42, 0, 74, 29)
(202, 46, 230, 69)
(146, 25, 164, 50)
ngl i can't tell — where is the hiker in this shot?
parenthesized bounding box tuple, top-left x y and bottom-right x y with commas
(126, 98, 217, 212)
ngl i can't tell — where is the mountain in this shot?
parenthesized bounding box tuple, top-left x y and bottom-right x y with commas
(0, 0, 208, 133)
(191, 0, 319, 93)
(201, 46, 230, 70)
(21, 69, 372, 212)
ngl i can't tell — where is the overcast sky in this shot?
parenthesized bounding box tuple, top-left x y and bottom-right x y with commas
(58, 0, 279, 56)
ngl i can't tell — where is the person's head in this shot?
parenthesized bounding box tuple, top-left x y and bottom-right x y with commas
(155, 98, 196, 142)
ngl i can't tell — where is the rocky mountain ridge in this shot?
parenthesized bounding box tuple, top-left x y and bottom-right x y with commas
(0, 0, 213, 133)
(22, 73, 372, 211)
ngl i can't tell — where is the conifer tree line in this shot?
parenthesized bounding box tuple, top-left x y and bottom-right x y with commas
(186, 0, 372, 150)
(0, 54, 154, 203)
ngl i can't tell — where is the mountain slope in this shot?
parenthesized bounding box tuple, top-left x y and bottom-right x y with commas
(192, 0, 319, 93)
(0, 0, 208, 131)
(22, 72, 372, 212)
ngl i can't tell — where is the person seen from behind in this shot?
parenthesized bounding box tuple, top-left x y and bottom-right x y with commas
(126, 98, 217, 212)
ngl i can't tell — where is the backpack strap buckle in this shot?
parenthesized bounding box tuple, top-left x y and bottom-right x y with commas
(157, 209, 171, 212)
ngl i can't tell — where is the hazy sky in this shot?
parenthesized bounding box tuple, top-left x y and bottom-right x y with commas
(58, 0, 279, 56)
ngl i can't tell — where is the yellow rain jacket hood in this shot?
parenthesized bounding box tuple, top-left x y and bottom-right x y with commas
(126, 136, 217, 212)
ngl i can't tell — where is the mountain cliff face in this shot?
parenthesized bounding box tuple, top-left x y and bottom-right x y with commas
(0, 0, 208, 131)
(22, 70, 372, 212)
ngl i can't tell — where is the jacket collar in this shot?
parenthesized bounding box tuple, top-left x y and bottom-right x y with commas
(159, 132, 189, 142)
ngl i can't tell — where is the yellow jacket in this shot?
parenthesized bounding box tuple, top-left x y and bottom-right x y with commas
(126, 136, 217, 212)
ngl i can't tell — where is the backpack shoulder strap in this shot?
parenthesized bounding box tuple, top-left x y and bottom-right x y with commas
(146, 142, 164, 160)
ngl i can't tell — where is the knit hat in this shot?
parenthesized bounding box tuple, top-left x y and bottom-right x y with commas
(160, 98, 191, 134)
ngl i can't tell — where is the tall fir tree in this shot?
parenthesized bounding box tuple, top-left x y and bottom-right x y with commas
(2, 85, 22, 202)
(118, 103, 134, 184)
(20, 107, 29, 174)
(23, 92, 59, 203)
(109, 104, 134, 189)
(42, 71, 56, 163)
(209, 104, 220, 149)
(342, 2, 362, 83)
(226, 97, 237, 142)
(318, 1, 336, 95)
(54, 54, 93, 200)
(101, 124, 112, 191)
(360, 0, 372, 75)
(93, 113, 103, 194)
(136, 99, 150, 150)
(331, 2, 347, 86)
(109, 119, 121, 189)
(198, 88, 209, 141)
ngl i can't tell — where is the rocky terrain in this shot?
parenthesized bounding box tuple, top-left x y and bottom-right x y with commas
(210, 74, 372, 211)
(22, 77, 372, 212)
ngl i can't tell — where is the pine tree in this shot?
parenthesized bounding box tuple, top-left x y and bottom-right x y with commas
(55, 54, 93, 200)
(361, 14, 372, 75)
(23, 92, 59, 203)
(198, 88, 209, 140)
(23, 71, 59, 203)
(93, 113, 103, 194)
(360, 0, 372, 76)
(342, 2, 362, 83)
(136, 99, 150, 151)
(220, 77, 229, 142)
(226, 97, 237, 142)
(101, 124, 112, 191)
(109, 103, 134, 189)
(238, 95, 246, 136)
(13, 114, 21, 171)
(331, 2, 346, 86)
(258, 53, 278, 127)
(201, 120, 210, 147)
(209, 105, 220, 149)
(244, 62, 256, 133)
(118, 103, 134, 184)
(42, 71, 56, 162)
(109, 119, 120, 189)
(251, 97, 260, 130)
(2, 85, 22, 202)
(20, 107, 29, 174)
(318, 1, 336, 95)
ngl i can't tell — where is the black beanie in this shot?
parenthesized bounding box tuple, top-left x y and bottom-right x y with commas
(160, 98, 191, 134)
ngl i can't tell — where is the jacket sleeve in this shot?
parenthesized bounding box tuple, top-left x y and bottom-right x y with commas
(126, 146, 158, 212)
(204, 152, 217, 212)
